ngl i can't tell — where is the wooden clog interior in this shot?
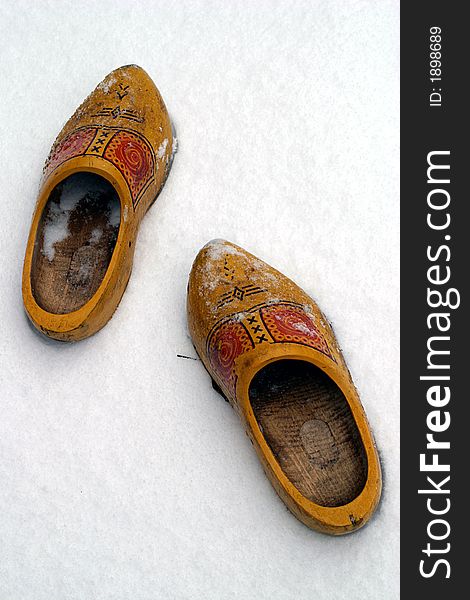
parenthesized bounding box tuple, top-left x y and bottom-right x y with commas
(249, 360, 368, 507)
(31, 173, 120, 314)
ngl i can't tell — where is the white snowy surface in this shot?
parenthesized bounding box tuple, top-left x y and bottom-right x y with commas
(0, 1, 399, 599)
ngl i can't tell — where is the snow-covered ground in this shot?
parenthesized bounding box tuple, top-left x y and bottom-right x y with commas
(0, 1, 399, 598)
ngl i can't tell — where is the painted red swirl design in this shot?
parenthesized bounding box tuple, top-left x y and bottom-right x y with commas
(208, 321, 253, 394)
(44, 128, 95, 178)
(41, 127, 155, 208)
(270, 307, 319, 339)
(104, 131, 154, 206)
(261, 303, 333, 359)
(207, 303, 335, 396)
(112, 136, 150, 180)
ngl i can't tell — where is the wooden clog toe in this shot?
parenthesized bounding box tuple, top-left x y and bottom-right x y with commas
(187, 240, 382, 534)
(22, 65, 174, 341)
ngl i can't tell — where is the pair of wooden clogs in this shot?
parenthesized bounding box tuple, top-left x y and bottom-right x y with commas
(22, 66, 382, 535)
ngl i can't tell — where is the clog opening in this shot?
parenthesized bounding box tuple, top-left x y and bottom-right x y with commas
(30, 172, 120, 314)
(249, 359, 368, 507)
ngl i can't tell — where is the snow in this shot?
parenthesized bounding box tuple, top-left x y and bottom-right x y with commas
(97, 74, 117, 94)
(290, 320, 315, 336)
(89, 228, 103, 244)
(157, 138, 169, 159)
(108, 200, 121, 228)
(203, 239, 245, 263)
(0, 2, 399, 599)
(171, 136, 178, 159)
(42, 196, 77, 261)
(41, 172, 119, 261)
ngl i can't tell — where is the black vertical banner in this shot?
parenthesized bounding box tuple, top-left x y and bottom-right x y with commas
(401, 2, 466, 597)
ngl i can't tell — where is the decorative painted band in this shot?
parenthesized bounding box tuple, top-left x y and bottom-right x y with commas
(207, 301, 335, 396)
(42, 126, 156, 208)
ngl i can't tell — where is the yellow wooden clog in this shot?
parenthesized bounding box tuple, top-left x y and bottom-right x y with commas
(187, 240, 382, 534)
(22, 65, 174, 341)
